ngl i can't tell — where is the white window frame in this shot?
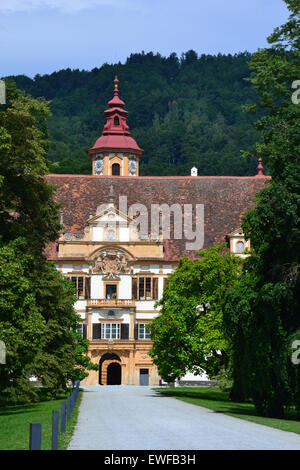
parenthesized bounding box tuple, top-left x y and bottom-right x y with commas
(101, 323, 120, 339)
(138, 323, 151, 340)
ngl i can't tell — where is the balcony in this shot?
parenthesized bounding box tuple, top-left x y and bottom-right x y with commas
(87, 299, 136, 308)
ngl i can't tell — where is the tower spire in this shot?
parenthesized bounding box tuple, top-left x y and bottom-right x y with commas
(87, 76, 144, 176)
(114, 76, 119, 95)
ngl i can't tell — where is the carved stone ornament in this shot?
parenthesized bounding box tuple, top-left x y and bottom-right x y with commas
(128, 159, 137, 176)
(94, 250, 130, 279)
(63, 232, 84, 241)
(94, 156, 104, 175)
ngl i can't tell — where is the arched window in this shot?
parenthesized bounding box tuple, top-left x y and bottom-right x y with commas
(114, 116, 120, 126)
(112, 163, 120, 175)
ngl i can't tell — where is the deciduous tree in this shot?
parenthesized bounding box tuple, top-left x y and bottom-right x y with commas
(149, 245, 241, 382)
(223, 0, 300, 417)
(0, 83, 96, 403)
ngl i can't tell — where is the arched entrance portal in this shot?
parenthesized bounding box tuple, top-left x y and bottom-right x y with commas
(107, 362, 121, 385)
(99, 353, 122, 385)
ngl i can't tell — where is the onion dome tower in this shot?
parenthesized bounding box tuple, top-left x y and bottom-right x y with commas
(87, 77, 144, 176)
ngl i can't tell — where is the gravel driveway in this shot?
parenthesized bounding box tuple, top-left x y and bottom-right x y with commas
(67, 385, 300, 450)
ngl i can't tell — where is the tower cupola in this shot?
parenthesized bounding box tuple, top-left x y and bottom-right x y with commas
(87, 77, 144, 176)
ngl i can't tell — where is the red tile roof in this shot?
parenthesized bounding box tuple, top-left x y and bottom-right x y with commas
(46, 174, 270, 262)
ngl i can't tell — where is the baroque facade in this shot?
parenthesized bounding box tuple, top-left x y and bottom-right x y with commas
(45, 78, 270, 386)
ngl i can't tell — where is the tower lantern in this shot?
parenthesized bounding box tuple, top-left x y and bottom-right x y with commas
(87, 77, 144, 176)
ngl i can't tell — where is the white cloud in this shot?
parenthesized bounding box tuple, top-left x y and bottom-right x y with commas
(0, 0, 132, 14)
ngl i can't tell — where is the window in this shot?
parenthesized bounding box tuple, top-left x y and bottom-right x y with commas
(101, 323, 120, 339)
(107, 229, 116, 241)
(137, 277, 158, 300)
(114, 116, 120, 126)
(138, 323, 151, 340)
(112, 163, 120, 175)
(68, 276, 90, 299)
(236, 241, 244, 253)
(77, 323, 87, 339)
(106, 284, 117, 300)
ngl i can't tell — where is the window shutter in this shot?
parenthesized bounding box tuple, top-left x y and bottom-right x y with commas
(163, 277, 169, 289)
(83, 324, 87, 339)
(132, 277, 137, 300)
(85, 277, 91, 299)
(121, 323, 129, 340)
(134, 324, 139, 340)
(92, 323, 101, 339)
(153, 277, 158, 300)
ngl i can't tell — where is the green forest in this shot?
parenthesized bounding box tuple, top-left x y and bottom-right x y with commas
(5, 50, 262, 176)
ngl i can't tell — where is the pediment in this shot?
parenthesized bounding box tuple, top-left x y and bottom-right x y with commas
(88, 205, 133, 226)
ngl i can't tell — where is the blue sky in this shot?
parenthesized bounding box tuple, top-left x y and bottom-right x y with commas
(0, 0, 290, 78)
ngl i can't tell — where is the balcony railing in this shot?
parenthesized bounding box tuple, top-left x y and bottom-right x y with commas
(87, 299, 136, 308)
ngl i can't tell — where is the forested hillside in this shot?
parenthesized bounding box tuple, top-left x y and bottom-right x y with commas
(6, 50, 262, 176)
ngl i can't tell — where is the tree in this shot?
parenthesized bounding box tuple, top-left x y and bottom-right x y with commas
(223, 0, 300, 417)
(0, 83, 96, 403)
(31, 261, 97, 398)
(148, 245, 241, 382)
(0, 81, 61, 256)
(0, 238, 47, 404)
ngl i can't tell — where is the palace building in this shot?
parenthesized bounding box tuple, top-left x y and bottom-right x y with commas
(45, 77, 270, 386)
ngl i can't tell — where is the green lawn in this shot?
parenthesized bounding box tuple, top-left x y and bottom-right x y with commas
(0, 389, 82, 450)
(154, 387, 300, 435)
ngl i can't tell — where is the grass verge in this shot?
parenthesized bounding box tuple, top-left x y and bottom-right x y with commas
(154, 387, 300, 435)
(0, 389, 83, 450)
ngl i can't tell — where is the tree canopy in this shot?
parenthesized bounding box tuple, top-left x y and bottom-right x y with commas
(0, 83, 96, 404)
(149, 245, 241, 382)
(223, 0, 300, 417)
(4, 51, 261, 177)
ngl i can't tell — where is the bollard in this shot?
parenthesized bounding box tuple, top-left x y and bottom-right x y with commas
(67, 395, 71, 421)
(29, 423, 42, 450)
(52, 410, 59, 450)
(61, 401, 66, 433)
(70, 391, 73, 414)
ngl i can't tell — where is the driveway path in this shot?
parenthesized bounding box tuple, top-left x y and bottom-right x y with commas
(68, 386, 300, 450)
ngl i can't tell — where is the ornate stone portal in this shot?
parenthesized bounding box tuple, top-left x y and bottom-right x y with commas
(94, 250, 130, 279)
